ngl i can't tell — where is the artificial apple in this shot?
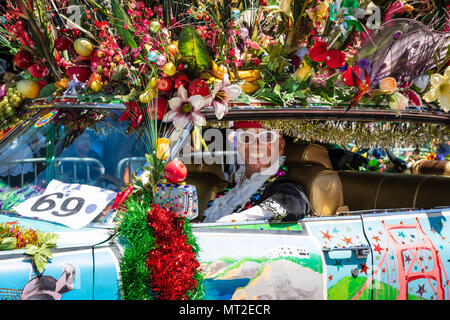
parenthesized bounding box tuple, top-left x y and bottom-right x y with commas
(164, 159, 187, 183)
(157, 77, 173, 92)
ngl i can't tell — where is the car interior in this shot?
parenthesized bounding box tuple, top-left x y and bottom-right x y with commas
(185, 141, 450, 221)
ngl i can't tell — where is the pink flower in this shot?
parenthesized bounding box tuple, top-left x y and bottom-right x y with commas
(163, 85, 206, 129)
(204, 73, 241, 120)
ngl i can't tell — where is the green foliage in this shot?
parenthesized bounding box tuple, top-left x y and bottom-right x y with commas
(0, 237, 17, 250)
(116, 195, 155, 299)
(24, 230, 59, 274)
(178, 26, 211, 73)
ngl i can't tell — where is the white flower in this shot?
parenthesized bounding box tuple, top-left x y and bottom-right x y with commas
(162, 85, 206, 129)
(389, 91, 409, 113)
(204, 73, 242, 120)
(423, 66, 450, 112)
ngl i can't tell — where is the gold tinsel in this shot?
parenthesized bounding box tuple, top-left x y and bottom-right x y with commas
(207, 119, 449, 148)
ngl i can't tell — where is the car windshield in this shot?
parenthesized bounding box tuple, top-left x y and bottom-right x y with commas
(0, 107, 150, 225)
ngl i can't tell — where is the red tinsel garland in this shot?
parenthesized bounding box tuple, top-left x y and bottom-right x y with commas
(146, 205, 199, 300)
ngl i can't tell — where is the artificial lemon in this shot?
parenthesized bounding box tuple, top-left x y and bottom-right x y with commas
(74, 38, 94, 57)
(16, 80, 41, 99)
(163, 62, 177, 77)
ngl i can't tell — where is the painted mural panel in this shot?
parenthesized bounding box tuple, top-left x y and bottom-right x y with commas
(0, 249, 94, 300)
(193, 224, 326, 300)
(303, 217, 372, 300)
(362, 209, 450, 300)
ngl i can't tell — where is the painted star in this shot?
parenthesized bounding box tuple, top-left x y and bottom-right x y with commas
(372, 235, 380, 242)
(328, 275, 333, 281)
(416, 284, 426, 297)
(360, 263, 370, 275)
(321, 230, 333, 241)
(373, 243, 384, 255)
(334, 259, 343, 271)
(332, 227, 339, 233)
(404, 254, 412, 264)
(397, 231, 406, 239)
(342, 236, 353, 245)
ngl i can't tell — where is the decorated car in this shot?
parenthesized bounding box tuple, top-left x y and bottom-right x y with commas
(0, 0, 449, 301)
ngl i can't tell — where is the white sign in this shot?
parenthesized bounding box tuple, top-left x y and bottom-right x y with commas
(14, 180, 117, 229)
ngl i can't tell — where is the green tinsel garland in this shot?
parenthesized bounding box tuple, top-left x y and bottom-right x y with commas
(116, 196, 154, 300)
(116, 194, 204, 300)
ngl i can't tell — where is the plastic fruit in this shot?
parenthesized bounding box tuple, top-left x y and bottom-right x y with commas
(149, 20, 161, 33)
(88, 73, 102, 87)
(147, 97, 168, 120)
(54, 37, 72, 51)
(241, 81, 260, 94)
(188, 79, 209, 97)
(13, 49, 33, 69)
(164, 159, 187, 183)
(74, 38, 94, 57)
(66, 65, 92, 82)
(139, 88, 157, 103)
(163, 62, 177, 77)
(167, 43, 178, 57)
(157, 77, 172, 92)
(90, 80, 103, 92)
(16, 79, 41, 99)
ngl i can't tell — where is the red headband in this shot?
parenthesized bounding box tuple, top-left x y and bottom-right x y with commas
(232, 121, 264, 129)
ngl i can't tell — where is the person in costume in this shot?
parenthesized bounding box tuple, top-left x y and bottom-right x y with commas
(203, 121, 310, 223)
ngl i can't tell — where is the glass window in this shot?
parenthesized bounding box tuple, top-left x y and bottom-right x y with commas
(0, 108, 150, 225)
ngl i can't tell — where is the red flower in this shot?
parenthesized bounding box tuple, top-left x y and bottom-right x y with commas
(342, 65, 361, 86)
(325, 49, 346, 69)
(308, 41, 328, 63)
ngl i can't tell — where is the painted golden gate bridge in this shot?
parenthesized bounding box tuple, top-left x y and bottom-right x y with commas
(353, 217, 449, 300)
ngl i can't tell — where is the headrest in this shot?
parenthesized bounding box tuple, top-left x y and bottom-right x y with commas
(284, 143, 332, 169)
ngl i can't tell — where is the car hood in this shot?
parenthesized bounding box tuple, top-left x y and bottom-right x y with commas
(0, 213, 114, 249)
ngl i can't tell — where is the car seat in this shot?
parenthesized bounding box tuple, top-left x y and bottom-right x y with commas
(284, 143, 348, 216)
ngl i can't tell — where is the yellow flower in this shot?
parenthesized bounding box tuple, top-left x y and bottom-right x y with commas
(423, 66, 450, 112)
(294, 63, 311, 81)
(306, 0, 332, 27)
(156, 138, 170, 160)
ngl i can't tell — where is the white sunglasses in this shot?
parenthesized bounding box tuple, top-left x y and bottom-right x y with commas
(236, 130, 279, 144)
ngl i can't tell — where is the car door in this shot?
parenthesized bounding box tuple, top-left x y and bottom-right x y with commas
(361, 208, 450, 300)
(192, 220, 327, 300)
(303, 214, 373, 300)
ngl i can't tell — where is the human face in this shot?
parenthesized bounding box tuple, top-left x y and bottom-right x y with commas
(237, 128, 285, 173)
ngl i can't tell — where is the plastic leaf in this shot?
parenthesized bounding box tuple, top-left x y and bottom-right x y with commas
(178, 26, 210, 73)
(0, 237, 17, 251)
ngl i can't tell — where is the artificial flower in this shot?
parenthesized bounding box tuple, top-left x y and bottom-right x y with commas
(325, 49, 346, 69)
(308, 41, 328, 63)
(342, 65, 361, 86)
(389, 91, 409, 113)
(163, 85, 206, 129)
(204, 73, 241, 120)
(423, 66, 450, 112)
(156, 138, 170, 160)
